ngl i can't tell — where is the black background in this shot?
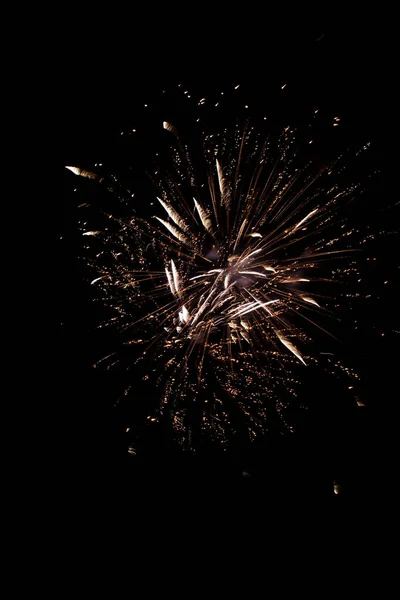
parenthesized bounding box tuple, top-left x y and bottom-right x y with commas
(62, 23, 395, 520)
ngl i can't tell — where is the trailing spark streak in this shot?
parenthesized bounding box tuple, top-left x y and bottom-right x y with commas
(238, 271, 267, 277)
(171, 260, 180, 295)
(292, 208, 319, 231)
(281, 278, 310, 283)
(163, 121, 178, 137)
(275, 332, 306, 365)
(247, 248, 263, 259)
(216, 159, 230, 208)
(179, 305, 190, 324)
(65, 166, 102, 181)
(157, 197, 189, 232)
(194, 198, 213, 234)
(228, 299, 279, 319)
(262, 266, 277, 273)
(234, 219, 248, 251)
(165, 267, 176, 296)
(155, 217, 191, 246)
(301, 296, 320, 307)
(91, 276, 108, 285)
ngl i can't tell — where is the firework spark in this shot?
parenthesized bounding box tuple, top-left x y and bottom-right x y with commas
(67, 120, 364, 447)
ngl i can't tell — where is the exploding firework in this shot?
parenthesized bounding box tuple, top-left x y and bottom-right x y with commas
(67, 116, 367, 448)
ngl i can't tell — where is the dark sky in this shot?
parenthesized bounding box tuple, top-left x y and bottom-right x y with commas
(62, 26, 394, 508)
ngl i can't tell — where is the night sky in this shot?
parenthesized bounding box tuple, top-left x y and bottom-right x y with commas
(62, 26, 394, 514)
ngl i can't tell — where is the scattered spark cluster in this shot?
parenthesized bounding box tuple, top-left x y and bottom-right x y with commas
(66, 108, 377, 449)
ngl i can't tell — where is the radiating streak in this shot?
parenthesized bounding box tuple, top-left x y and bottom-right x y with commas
(275, 332, 306, 365)
(216, 159, 230, 208)
(292, 208, 319, 231)
(262, 265, 277, 272)
(301, 296, 320, 307)
(234, 219, 248, 251)
(272, 172, 320, 226)
(193, 198, 213, 234)
(229, 299, 279, 318)
(190, 288, 218, 326)
(281, 278, 310, 283)
(182, 305, 190, 323)
(247, 232, 262, 238)
(65, 166, 102, 181)
(171, 260, 180, 295)
(91, 276, 108, 285)
(155, 217, 191, 246)
(238, 271, 267, 277)
(163, 121, 178, 137)
(178, 305, 190, 324)
(189, 274, 210, 281)
(240, 330, 251, 343)
(157, 197, 189, 232)
(165, 267, 176, 296)
(83, 230, 101, 236)
(246, 248, 263, 259)
(207, 173, 221, 231)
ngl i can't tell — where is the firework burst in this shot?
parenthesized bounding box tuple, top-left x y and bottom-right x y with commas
(67, 118, 365, 448)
